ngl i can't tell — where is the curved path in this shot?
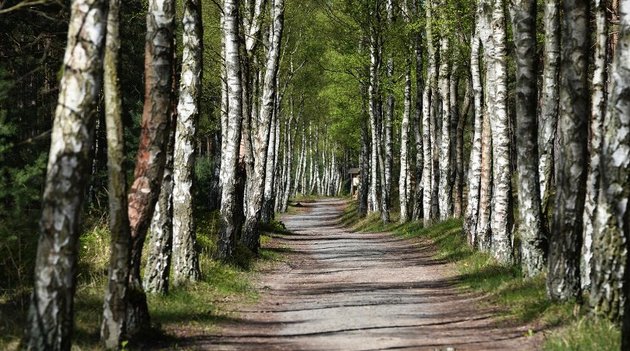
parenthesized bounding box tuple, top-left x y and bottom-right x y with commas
(178, 198, 540, 350)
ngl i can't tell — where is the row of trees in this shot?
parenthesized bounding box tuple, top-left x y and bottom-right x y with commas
(347, 0, 629, 346)
(13, 0, 346, 349)
(7, 0, 630, 349)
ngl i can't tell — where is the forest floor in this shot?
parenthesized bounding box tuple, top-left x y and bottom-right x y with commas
(160, 198, 543, 350)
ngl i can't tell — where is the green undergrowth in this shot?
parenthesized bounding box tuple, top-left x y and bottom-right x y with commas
(340, 201, 620, 351)
(0, 211, 289, 350)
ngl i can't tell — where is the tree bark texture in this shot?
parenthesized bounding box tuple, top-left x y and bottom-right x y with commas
(510, 0, 546, 276)
(538, 0, 560, 216)
(218, 0, 243, 260)
(172, 0, 203, 285)
(547, 0, 589, 301)
(100, 0, 131, 348)
(399, 62, 411, 223)
(464, 19, 484, 247)
(590, 0, 630, 324)
(488, 0, 513, 264)
(241, 0, 284, 252)
(582, 0, 608, 290)
(438, 37, 452, 220)
(24, 1, 108, 349)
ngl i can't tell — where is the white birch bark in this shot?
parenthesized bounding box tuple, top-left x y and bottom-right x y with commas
(24, 1, 108, 349)
(590, 0, 630, 322)
(488, 0, 513, 264)
(172, 0, 202, 284)
(399, 62, 412, 223)
(582, 0, 608, 289)
(438, 37, 452, 220)
(422, 0, 436, 224)
(218, 0, 243, 260)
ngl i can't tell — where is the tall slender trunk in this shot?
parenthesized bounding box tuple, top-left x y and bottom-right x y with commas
(590, 0, 629, 325)
(464, 20, 483, 246)
(538, 0, 560, 217)
(399, 61, 411, 223)
(488, 0, 513, 264)
(241, 0, 285, 253)
(23, 1, 108, 349)
(261, 106, 277, 223)
(547, 0, 589, 301)
(454, 79, 470, 218)
(218, 0, 243, 260)
(581, 0, 608, 290)
(422, 0, 435, 224)
(368, 31, 380, 214)
(382, 0, 394, 219)
(438, 37, 452, 220)
(510, 0, 545, 276)
(172, 0, 203, 284)
(412, 29, 424, 221)
(126, 0, 176, 336)
(144, 90, 177, 294)
(100, 0, 131, 348)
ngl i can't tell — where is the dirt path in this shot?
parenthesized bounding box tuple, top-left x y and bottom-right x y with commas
(174, 198, 541, 350)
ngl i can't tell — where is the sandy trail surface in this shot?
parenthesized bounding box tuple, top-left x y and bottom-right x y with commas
(169, 198, 540, 350)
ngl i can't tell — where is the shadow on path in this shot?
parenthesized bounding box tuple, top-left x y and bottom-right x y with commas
(154, 198, 540, 351)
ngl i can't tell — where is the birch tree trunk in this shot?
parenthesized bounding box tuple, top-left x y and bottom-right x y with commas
(422, 0, 435, 224)
(100, 0, 131, 348)
(23, 1, 108, 349)
(547, 0, 589, 301)
(464, 21, 483, 246)
(412, 29, 424, 221)
(261, 108, 277, 223)
(382, 0, 394, 218)
(538, 0, 560, 216)
(454, 80, 470, 218)
(144, 98, 176, 294)
(590, 0, 630, 324)
(368, 31, 380, 214)
(488, 0, 513, 264)
(218, 0, 243, 260)
(581, 0, 608, 290)
(125, 0, 176, 334)
(438, 37, 452, 220)
(510, 0, 545, 276)
(172, 0, 202, 285)
(242, 0, 284, 252)
(399, 62, 411, 223)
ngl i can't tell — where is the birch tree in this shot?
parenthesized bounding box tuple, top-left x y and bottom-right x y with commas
(126, 0, 176, 334)
(581, 0, 608, 290)
(242, 0, 285, 252)
(510, 0, 545, 276)
(23, 1, 108, 349)
(101, 0, 131, 347)
(172, 0, 203, 285)
(218, 0, 243, 260)
(547, 0, 589, 301)
(487, 0, 513, 264)
(422, 0, 436, 224)
(538, 0, 560, 216)
(590, 0, 630, 323)
(399, 59, 411, 222)
(464, 15, 483, 246)
(438, 37, 451, 220)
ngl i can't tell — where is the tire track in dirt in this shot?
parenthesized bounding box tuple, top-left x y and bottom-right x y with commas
(170, 198, 541, 350)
